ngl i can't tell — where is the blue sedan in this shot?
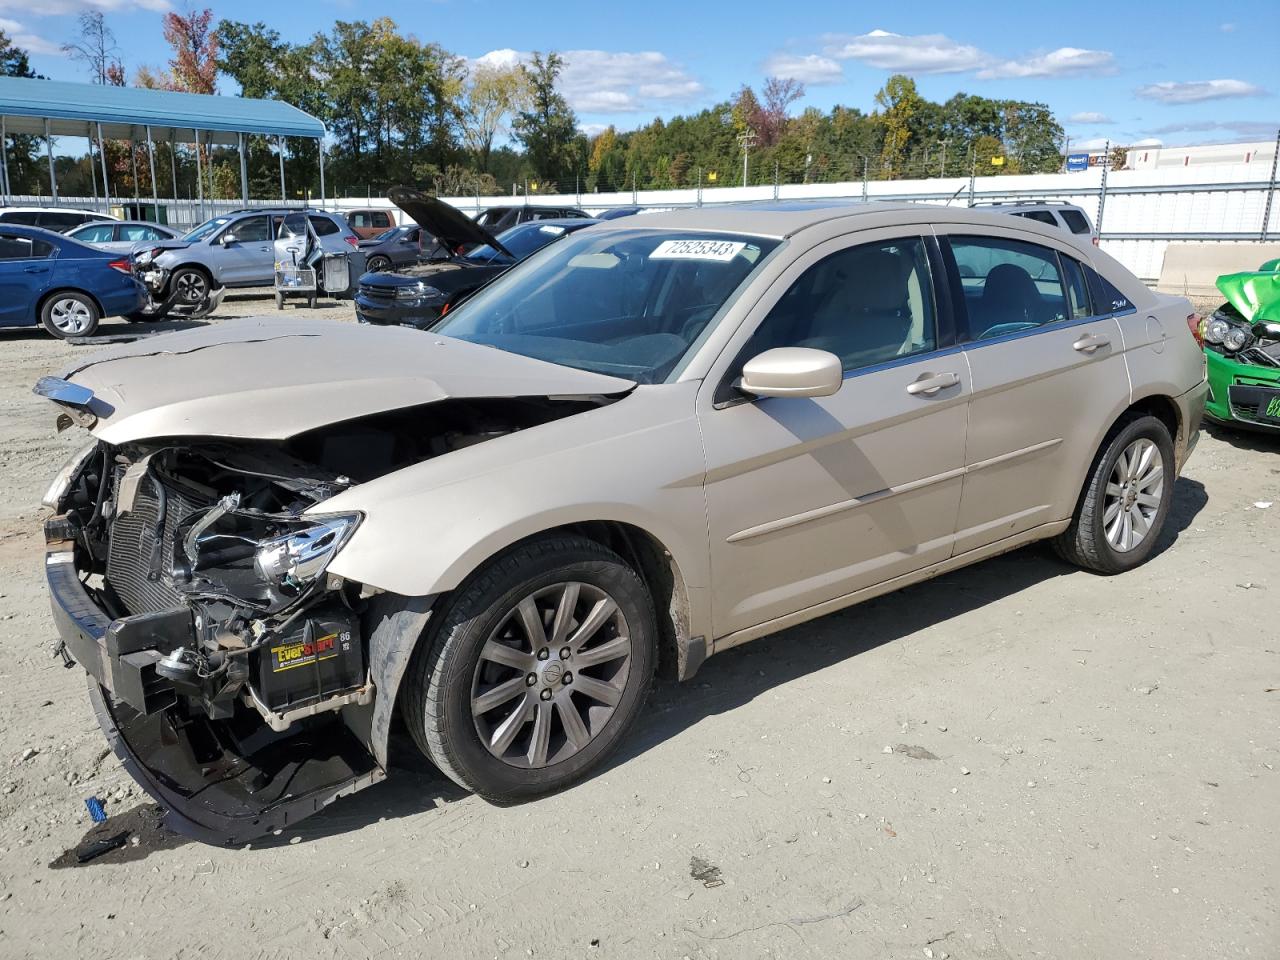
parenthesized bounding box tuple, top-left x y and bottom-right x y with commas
(0, 224, 147, 339)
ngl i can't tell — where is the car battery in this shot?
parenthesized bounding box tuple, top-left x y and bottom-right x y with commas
(253, 607, 363, 713)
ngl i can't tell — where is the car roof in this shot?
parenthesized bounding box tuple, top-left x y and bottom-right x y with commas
(0, 222, 71, 239)
(581, 199, 1069, 239)
(72, 219, 172, 229)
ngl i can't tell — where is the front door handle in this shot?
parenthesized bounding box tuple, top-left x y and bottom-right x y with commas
(1073, 333, 1111, 353)
(906, 371, 960, 396)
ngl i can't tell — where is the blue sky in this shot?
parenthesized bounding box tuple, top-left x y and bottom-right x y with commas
(6, 0, 1278, 148)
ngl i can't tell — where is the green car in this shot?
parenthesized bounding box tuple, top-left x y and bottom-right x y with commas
(1200, 258, 1280, 432)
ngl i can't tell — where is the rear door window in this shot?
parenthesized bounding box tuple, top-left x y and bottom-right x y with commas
(309, 215, 340, 236)
(0, 233, 53, 259)
(1084, 265, 1133, 314)
(1060, 209, 1093, 235)
(370, 211, 391, 228)
(949, 236, 1070, 340)
(1059, 255, 1092, 319)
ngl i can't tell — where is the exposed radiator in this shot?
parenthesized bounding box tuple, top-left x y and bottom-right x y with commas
(105, 470, 209, 616)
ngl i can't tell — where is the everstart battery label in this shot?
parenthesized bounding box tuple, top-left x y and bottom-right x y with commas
(270, 632, 340, 672)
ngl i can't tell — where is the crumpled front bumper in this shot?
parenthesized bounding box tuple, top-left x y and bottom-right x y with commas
(1204, 348, 1280, 432)
(45, 537, 384, 846)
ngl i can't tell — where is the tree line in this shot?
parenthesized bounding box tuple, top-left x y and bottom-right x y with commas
(0, 14, 1071, 202)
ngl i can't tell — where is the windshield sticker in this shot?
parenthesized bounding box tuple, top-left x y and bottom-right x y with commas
(651, 239, 746, 261)
(538, 225, 566, 235)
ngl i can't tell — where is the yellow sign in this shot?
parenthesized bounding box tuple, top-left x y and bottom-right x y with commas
(990, 156, 1005, 167)
(707, 171, 718, 182)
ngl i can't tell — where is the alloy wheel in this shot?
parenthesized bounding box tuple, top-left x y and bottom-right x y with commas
(471, 581, 632, 769)
(1103, 437, 1164, 552)
(174, 271, 208, 302)
(48, 298, 93, 335)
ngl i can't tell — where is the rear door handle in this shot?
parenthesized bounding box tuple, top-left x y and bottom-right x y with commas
(906, 371, 960, 396)
(1073, 333, 1111, 353)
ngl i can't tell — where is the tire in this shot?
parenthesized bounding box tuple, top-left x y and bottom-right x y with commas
(168, 266, 211, 306)
(402, 535, 657, 800)
(1052, 414, 1175, 574)
(366, 255, 391, 273)
(40, 292, 100, 339)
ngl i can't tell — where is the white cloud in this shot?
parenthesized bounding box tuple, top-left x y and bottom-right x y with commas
(470, 48, 705, 115)
(1069, 111, 1114, 124)
(821, 29, 1114, 82)
(824, 29, 986, 74)
(762, 53, 843, 85)
(1130, 137, 1164, 147)
(979, 47, 1115, 79)
(1219, 22, 1236, 32)
(0, 17, 59, 54)
(1149, 119, 1279, 142)
(0, 0, 168, 13)
(1135, 79, 1265, 103)
(1070, 137, 1113, 151)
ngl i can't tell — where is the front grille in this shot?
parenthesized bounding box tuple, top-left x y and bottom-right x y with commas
(358, 281, 397, 300)
(106, 471, 211, 615)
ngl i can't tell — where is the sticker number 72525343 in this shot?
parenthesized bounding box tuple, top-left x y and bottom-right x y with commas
(650, 239, 746, 261)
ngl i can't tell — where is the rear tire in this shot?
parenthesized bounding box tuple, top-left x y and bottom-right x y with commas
(40, 292, 100, 339)
(401, 536, 657, 800)
(1053, 414, 1175, 574)
(366, 255, 391, 273)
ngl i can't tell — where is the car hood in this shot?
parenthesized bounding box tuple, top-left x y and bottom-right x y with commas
(40, 317, 635, 445)
(389, 187, 512, 258)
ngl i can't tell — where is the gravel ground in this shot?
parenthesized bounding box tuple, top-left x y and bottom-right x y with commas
(0, 291, 1277, 959)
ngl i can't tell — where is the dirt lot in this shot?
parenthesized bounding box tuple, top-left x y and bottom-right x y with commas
(0, 291, 1276, 960)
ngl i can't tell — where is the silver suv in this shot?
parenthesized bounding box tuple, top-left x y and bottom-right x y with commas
(972, 201, 1097, 244)
(148, 208, 358, 303)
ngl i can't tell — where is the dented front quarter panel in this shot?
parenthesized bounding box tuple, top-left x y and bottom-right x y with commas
(318, 381, 714, 637)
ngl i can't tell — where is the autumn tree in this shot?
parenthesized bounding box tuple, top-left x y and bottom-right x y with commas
(758, 76, 804, 147)
(461, 62, 528, 172)
(874, 74, 922, 179)
(512, 52, 579, 184)
(163, 9, 218, 94)
(62, 12, 120, 85)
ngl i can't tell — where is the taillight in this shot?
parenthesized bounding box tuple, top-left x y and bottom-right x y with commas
(107, 258, 132, 275)
(1186, 313, 1203, 347)
(344, 235, 359, 248)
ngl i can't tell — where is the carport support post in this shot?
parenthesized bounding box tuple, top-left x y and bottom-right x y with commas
(44, 118, 57, 204)
(1, 118, 9, 203)
(194, 130, 205, 220)
(277, 135, 286, 202)
(238, 132, 249, 205)
(130, 138, 140, 199)
(1260, 127, 1279, 242)
(96, 122, 111, 207)
(318, 140, 326, 209)
(146, 126, 158, 205)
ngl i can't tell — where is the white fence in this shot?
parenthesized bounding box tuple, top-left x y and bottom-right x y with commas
(14, 160, 1279, 282)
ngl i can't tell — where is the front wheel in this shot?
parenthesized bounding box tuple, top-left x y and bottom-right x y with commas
(40, 292, 100, 338)
(1053, 414, 1175, 573)
(402, 536, 656, 800)
(169, 266, 210, 305)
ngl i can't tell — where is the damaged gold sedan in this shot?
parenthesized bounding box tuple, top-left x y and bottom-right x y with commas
(38, 201, 1207, 844)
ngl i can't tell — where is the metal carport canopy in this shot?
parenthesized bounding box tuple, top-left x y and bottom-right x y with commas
(0, 76, 325, 144)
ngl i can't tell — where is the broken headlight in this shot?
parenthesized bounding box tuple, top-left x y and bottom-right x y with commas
(254, 515, 359, 593)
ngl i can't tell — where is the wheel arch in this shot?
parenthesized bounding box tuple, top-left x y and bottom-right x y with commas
(37, 286, 104, 320)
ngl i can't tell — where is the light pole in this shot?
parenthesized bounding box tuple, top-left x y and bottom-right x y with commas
(738, 129, 757, 187)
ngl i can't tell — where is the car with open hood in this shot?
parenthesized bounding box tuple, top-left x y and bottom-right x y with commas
(38, 200, 1207, 845)
(1196, 259, 1280, 432)
(354, 188, 597, 329)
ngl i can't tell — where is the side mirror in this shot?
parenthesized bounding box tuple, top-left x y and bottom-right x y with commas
(739, 347, 843, 399)
(219, 233, 235, 246)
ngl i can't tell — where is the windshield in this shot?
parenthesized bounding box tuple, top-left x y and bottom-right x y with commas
(463, 222, 574, 265)
(433, 229, 780, 383)
(183, 216, 231, 242)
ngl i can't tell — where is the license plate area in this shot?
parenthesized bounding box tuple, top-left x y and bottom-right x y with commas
(1227, 384, 1280, 425)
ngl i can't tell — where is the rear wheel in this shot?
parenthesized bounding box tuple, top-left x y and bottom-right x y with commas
(366, 255, 391, 273)
(402, 536, 656, 800)
(1053, 415, 1175, 573)
(40, 292, 100, 338)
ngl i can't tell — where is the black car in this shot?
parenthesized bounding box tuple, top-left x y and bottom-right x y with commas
(359, 224, 436, 273)
(474, 204, 591, 234)
(354, 188, 598, 329)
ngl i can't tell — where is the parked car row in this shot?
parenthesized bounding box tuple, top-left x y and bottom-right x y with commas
(37, 197, 1209, 844)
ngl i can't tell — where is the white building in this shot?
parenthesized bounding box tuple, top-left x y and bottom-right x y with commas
(1125, 140, 1276, 172)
